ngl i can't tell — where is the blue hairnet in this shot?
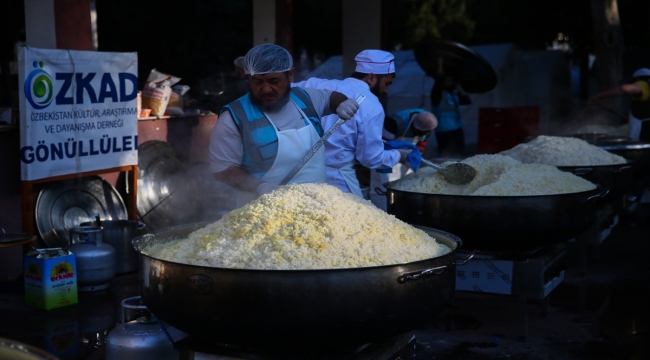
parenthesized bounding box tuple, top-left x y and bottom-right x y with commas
(244, 44, 293, 75)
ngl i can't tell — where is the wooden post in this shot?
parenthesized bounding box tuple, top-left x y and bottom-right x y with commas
(21, 181, 35, 254)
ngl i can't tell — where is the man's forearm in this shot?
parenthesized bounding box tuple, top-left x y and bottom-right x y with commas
(328, 91, 348, 113)
(592, 86, 626, 101)
(213, 166, 263, 193)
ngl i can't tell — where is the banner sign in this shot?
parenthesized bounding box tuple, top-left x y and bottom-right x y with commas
(18, 47, 138, 181)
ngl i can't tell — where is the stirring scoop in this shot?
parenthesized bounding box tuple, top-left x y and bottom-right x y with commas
(421, 158, 477, 185)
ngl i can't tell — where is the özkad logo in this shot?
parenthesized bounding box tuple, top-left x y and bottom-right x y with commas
(24, 61, 54, 109)
(23, 60, 137, 109)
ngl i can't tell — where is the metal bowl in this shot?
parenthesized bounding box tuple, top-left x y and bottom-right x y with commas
(0, 337, 59, 360)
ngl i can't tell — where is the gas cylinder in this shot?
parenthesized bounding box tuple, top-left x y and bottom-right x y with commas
(68, 226, 116, 292)
(106, 296, 181, 360)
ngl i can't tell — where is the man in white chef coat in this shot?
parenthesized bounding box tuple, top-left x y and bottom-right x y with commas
(293, 50, 410, 198)
(209, 44, 360, 207)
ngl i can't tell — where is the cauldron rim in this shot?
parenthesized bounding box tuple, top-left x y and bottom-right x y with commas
(132, 222, 462, 272)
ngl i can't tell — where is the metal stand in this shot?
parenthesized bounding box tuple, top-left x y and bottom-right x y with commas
(454, 243, 568, 338)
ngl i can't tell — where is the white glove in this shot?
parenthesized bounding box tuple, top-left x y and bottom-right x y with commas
(257, 182, 279, 196)
(336, 98, 359, 120)
(397, 149, 412, 163)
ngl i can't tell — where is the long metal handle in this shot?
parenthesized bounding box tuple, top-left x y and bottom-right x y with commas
(420, 158, 443, 170)
(397, 265, 448, 283)
(279, 94, 366, 186)
(594, 100, 628, 121)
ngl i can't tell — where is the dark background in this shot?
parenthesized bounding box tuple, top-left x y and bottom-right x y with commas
(1, 0, 649, 107)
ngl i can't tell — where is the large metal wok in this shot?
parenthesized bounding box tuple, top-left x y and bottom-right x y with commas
(384, 185, 608, 251)
(557, 162, 634, 202)
(595, 140, 650, 179)
(132, 222, 467, 350)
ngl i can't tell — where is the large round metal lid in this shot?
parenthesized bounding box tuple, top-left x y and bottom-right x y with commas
(413, 37, 497, 93)
(136, 141, 201, 231)
(35, 176, 127, 248)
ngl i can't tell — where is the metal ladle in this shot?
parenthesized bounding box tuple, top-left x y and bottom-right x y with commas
(421, 158, 477, 185)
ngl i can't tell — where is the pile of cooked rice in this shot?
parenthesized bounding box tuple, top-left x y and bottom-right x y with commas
(143, 183, 452, 270)
(391, 154, 596, 196)
(500, 135, 627, 166)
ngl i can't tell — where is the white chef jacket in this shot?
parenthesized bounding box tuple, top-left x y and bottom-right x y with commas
(292, 78, 400, 195)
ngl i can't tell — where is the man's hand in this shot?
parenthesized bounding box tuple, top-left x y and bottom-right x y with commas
(336, 98, 359, 120)
(397, 149, 413, 162)
(257, 182, 280, 196)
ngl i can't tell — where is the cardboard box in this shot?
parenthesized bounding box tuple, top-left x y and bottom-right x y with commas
(25, 248, 78, 310)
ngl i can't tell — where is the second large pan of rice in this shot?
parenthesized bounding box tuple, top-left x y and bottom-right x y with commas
(391, 154, 597, 196)
(143, 183, 452, 270)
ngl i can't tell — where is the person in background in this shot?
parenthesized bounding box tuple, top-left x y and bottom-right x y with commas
(431, 58, 471, 158)
(209, 44, 359, 207)
(369, 109, 438, 210)
(293, 50, 409, 198)
(590, 67, 650, 142)
(383, 108, 438, 152)
(590, 67, 650, 205)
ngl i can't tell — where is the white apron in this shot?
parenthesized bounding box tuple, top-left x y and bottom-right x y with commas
(235, 100, 325, 207)
(338, 163, 363, 198)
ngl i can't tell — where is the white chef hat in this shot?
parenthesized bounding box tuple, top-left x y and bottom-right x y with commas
(633, 68, 650, 78)
(355, 50, 395, 74)
(244, 44, 293, 75)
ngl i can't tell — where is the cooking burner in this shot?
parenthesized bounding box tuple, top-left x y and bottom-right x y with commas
(455, 243, 567, 298)
(173, 333, 416, 360)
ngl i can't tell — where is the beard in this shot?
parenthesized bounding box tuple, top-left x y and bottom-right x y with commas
(371, 83, 388, 112)
(250, 83, 292, 112)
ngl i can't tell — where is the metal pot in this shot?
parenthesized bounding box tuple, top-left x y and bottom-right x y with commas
(80, 220, 146, 274)
(569, 133, 627, 142)
(132, 222, 467, 349)
(567, 135, 650, 179)
(596, 140, 650, 179)
(384, 185, 608, 251)
(557, 162, 634, 202)
(68, 226, 116, 292)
